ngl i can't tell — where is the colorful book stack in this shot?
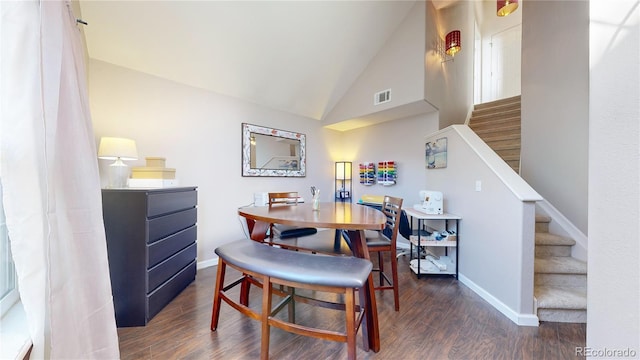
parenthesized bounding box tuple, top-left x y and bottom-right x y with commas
(377, 161, 397, 186)
(359, 162, 376, 185)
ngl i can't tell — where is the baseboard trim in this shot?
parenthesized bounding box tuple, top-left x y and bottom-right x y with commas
(459, 273, 539, 327)
(197, 257, 217, 270)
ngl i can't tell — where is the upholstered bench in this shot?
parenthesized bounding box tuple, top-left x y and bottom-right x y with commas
(210, 240, 372, 360)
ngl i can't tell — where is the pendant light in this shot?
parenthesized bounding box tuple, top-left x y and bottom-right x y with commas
(497, 0, 519, 17)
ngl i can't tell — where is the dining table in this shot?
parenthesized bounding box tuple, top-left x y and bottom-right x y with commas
(238, 201, 386, 353)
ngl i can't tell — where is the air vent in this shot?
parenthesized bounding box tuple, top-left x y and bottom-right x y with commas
(374, 89, 391, 105)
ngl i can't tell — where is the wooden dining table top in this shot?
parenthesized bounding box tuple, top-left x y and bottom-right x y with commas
(238, 202, 386, 231)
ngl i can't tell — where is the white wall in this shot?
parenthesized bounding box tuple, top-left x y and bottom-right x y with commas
(324, 1, 426, 128)
(89, 60, 341, 267)
(324, 1, 431, 130)
(424, 0, 444, 110)
(340, 112, 439, 204)
(588, 0, 639, 353)
(432, 1, 475, 128)
(520, 1, 589, 235)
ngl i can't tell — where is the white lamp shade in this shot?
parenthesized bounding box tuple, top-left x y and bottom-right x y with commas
(98, 137, 138, 161)
(335, 161, 352, 180)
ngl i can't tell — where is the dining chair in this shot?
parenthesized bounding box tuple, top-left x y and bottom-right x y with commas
(365, 195, 403, 311)
(267, 191, 350, 255)
(267, 192, 312, 238)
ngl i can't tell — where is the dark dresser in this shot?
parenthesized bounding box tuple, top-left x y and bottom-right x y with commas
(101, 187, 197, 327)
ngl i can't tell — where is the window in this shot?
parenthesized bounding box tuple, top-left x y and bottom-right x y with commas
(0, 182, 18, 317)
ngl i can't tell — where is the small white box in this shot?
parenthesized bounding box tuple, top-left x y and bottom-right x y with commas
(127, 178, 180, 188)
(254, 192, 268, 206)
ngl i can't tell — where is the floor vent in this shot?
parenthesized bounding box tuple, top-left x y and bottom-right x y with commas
(374, 89, 391, 105)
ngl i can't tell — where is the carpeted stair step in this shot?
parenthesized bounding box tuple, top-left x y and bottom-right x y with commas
(535, 215, 551, 232)
(471, 102, 521, 118)
(535, 285, 587, 323)
(470, 110, 521, 125)
(489, 142, 521, 152)
(473, 95, 521, 110)
(535, 256, 586, 274)
(481, 132, 520, 144)
(469, 95, 521, 174)
(535, 272, 587, 288)
(469, 116, 520, 132)
(471, 123, 521, 138)
(535, 255, 587, 289)
(535, 232, 575, 257)
(506, 162, 519, 173)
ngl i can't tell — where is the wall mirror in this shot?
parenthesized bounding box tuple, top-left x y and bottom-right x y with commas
(242, 123, 306, 177)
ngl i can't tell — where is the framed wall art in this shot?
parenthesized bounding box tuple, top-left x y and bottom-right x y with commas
(426, 137, 447, 169)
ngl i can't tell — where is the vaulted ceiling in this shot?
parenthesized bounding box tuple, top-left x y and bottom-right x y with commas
(79, 1, 421, 126)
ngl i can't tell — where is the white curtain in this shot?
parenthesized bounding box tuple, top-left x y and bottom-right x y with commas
(0, 0, 120, 358)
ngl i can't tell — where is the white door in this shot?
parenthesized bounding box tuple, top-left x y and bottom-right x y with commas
(490, 24, 521, 100)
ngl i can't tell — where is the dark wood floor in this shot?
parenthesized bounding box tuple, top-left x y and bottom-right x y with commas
(118, 255, 586, 359)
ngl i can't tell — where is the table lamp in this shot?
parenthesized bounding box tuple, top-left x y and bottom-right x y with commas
(98, 137, 138, 188)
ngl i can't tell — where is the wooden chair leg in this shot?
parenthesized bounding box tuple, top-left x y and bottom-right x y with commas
(358, 286, 369, 352)
(260, 275, 272, 360)
(211, 258, 226, 331)
(377, 251, 384, 285)
(391, 253, 400, 311)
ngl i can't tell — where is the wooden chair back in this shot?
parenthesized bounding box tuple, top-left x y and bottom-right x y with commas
(367, 195, 403, 311)
(380, 195, 403, 247)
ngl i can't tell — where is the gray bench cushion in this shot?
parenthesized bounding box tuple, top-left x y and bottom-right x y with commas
(216, 240, 372, 288)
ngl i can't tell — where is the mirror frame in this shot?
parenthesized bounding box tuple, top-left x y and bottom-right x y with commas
(242, 123, 306, 177)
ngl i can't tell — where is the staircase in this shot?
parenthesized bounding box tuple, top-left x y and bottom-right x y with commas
(469, 96, 586, 323)
(468, 95, 521, 173)
(533, 215, 587, 323)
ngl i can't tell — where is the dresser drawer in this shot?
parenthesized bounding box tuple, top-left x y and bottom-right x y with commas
(148, 225, 196, 268)
(147, 207, 197, 244)
(148, 242, 197, 293)
(147, 189, 197, 218)
(103, 187, 198, 327)
(147, 260, 196, 320)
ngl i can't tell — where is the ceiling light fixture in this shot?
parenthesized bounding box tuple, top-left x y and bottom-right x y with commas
(497, 0, 519, 17)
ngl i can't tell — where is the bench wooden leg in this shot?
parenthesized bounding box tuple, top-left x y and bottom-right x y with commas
(345, 288, 356, 360)
(212, 240, 373, 358)
(260, 274, 272, 360)
(210, 258, 226, 331)
(240, 275, 251, 306)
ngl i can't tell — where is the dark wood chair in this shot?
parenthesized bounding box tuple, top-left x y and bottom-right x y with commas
(365, 195, 403, 311)
(266, 191, 350, 255)
(267, 192, 316, 238)
(211, 240, 371, 360)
